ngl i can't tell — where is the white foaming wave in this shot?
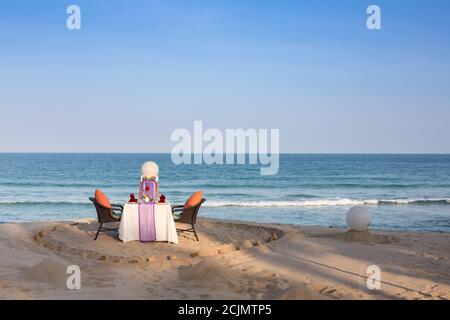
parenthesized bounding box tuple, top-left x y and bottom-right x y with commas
(0, 200, 90, 205)
(204, 198, 450, 208)
(0, 198, 449, 207)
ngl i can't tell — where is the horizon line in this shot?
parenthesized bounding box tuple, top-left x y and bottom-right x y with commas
(1, 152, 450, 155)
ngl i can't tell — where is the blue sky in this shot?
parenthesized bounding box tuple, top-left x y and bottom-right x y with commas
(0, 0, 449, 153)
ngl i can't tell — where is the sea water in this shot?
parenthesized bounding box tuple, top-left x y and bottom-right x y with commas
(0, 153, 449, 232)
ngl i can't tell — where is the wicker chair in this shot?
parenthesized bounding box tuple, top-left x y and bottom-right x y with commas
(89, 197, 123, 240)
(172, 199, 205, 241)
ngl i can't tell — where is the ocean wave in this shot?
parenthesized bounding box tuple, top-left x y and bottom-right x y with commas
(0, 182, 137, 188)
(0, 201, 91, 206)
(0, 198, 449, 207)
(204, 198, 450, 207)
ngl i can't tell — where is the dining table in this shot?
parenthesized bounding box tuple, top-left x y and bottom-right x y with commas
(119, 202, 179, 244)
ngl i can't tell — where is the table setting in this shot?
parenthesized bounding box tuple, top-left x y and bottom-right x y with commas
(118, 161, 179, 244)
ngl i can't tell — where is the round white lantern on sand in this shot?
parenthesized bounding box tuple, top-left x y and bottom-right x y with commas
(346, 206, 372, 231)
(141, 161, 159, 177)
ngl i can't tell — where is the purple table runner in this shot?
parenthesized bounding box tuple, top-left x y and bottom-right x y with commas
(138, 203, 156, 242)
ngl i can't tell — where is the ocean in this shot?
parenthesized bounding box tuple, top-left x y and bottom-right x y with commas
(0, 153, 449, 232)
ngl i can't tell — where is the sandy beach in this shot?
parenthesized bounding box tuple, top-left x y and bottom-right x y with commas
(0, 218, 448, 300)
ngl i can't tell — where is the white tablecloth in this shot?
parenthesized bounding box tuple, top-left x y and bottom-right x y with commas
(119, 203, 179, 244)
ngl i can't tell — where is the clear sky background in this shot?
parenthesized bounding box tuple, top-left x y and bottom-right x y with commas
(1, 0, 449, 153)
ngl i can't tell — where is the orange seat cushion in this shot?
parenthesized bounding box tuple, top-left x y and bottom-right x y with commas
(184, 191, 203, 209)
(95, 189, 112, 208)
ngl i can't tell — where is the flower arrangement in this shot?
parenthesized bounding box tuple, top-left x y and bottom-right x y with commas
(129, 193, 138, 203)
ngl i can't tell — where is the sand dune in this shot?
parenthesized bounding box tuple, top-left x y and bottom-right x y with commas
(0, 219, 449, 300)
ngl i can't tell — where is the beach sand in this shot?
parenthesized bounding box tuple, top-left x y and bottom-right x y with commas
(0, 219, 449, 300)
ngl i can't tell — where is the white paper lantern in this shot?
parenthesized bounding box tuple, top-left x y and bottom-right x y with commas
(346, 206, 372, 231)
(141, 161, 159, 177)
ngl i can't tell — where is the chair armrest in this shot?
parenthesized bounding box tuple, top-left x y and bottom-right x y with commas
(172, 207, 184, 213)
(111, 205, 123, 217)
(111, 204, 123, 214)
(111, 209, 122, 220)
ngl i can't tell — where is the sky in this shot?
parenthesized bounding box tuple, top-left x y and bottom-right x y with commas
(0, 0, 449, 153)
